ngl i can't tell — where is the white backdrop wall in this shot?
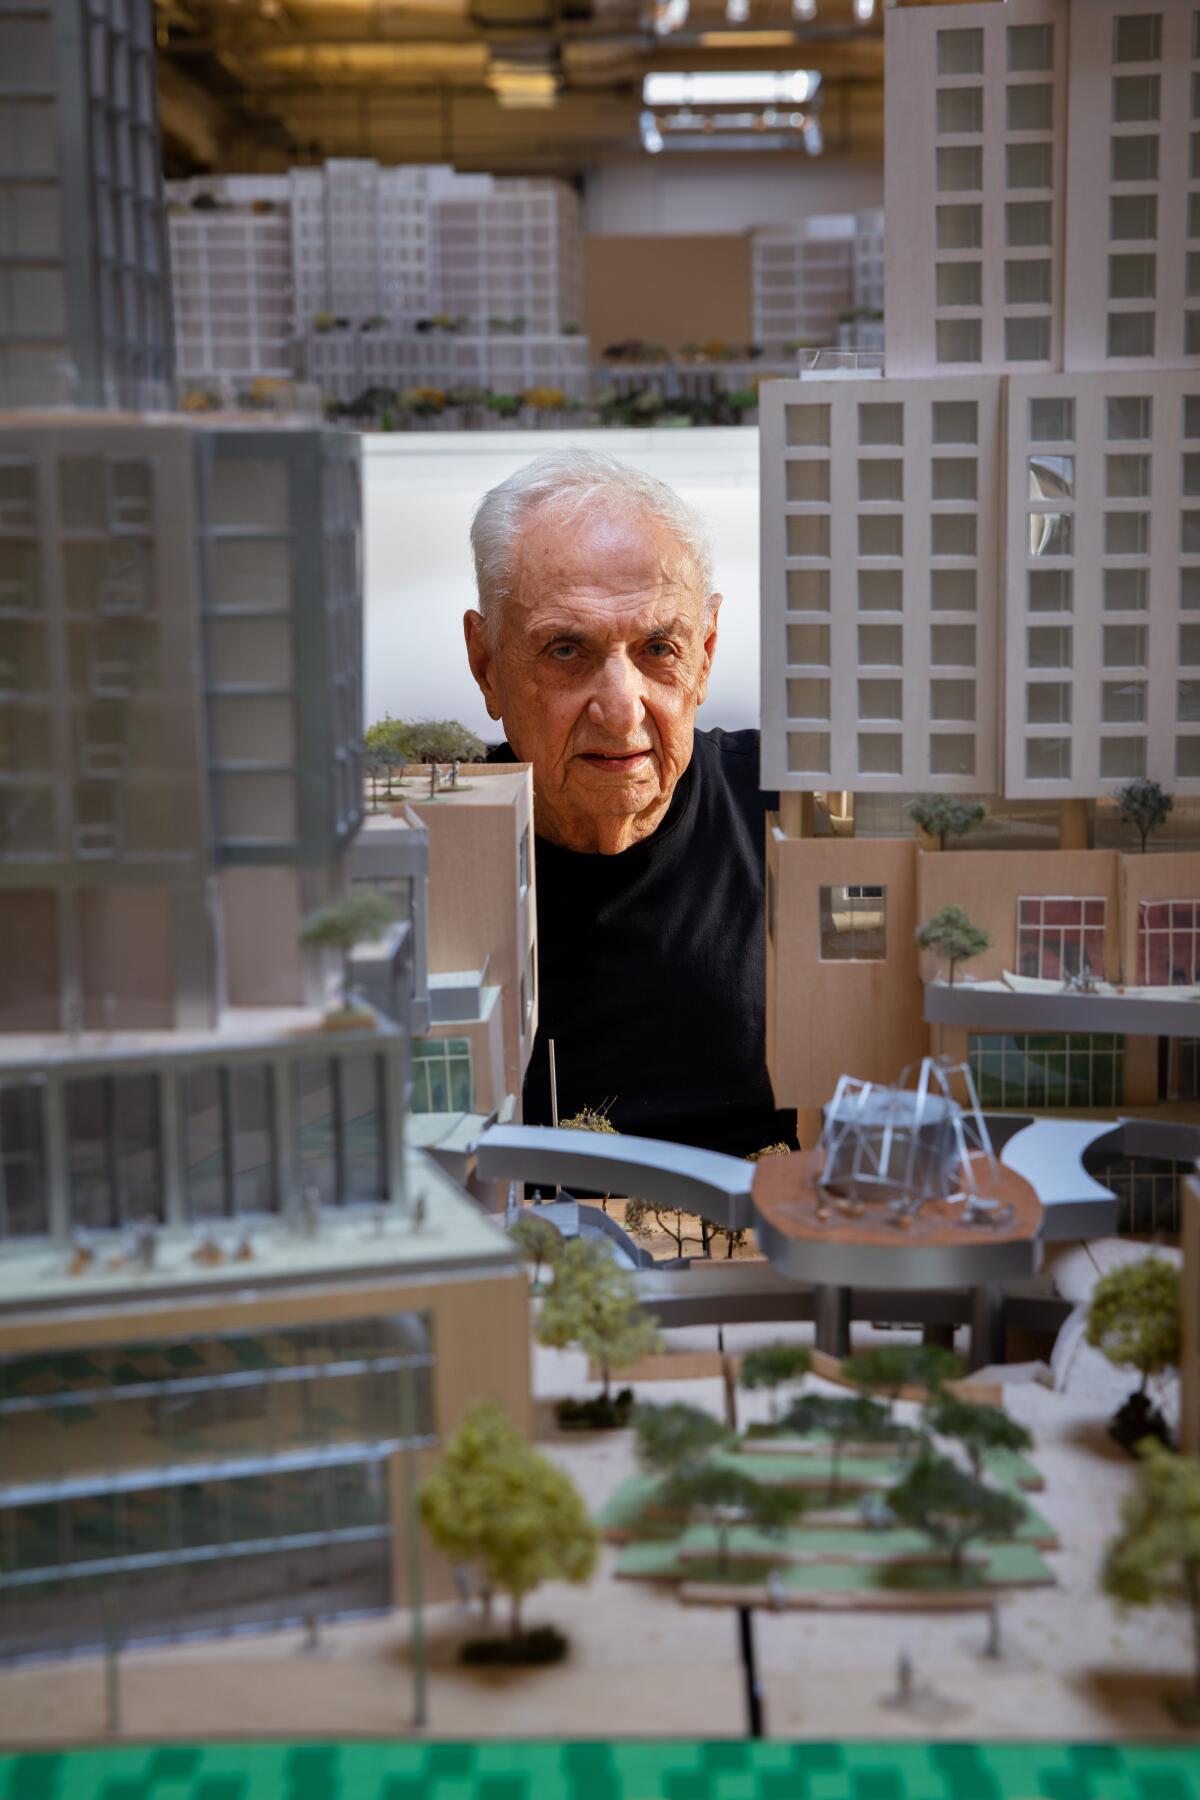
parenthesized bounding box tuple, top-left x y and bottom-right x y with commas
(363, 427, 762, 742)
(581, 159, 884, 236)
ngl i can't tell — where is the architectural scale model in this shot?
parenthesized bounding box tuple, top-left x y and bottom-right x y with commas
(166, 161, 588, 403)
(751, 211, 885, 357)
(757, 0, 1200, 1198)
(0, 0, 530, 1668)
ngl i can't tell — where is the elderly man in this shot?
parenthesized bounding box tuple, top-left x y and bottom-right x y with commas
(464, 448, 794, 1159)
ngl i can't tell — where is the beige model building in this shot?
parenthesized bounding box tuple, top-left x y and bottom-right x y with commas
(760, 0, 1200, 1176)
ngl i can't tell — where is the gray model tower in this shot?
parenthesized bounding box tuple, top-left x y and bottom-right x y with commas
(0, 0, 174, 409)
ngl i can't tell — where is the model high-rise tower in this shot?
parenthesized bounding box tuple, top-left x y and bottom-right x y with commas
(0, 0, 173, 409)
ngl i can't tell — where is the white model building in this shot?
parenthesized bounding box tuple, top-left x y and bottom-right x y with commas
(752, 212, 884, 357)
(760, 0, 1200, 802)
(165, 160, 586, 396)
(0, 0, 173, 410)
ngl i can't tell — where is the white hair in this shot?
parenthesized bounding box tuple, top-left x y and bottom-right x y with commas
(470, 448, 714, 619)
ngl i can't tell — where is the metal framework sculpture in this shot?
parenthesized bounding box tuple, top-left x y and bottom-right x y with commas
(816, 1055, 1008, 1225)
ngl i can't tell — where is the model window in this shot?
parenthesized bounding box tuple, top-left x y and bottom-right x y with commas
(787, 569, 830, 611)
(1107, 313, 1156, 359)
(0, 1083, 47, 1238)
(524, 942, 536, 1027)
(1028, 511, 1073, 557)
(1107, 452, 1151, 496)
(1180, 680, 1200, 721)
(787, 515, 830, 558)
(930, 734, 975, 777)
(786, 678, 830, 721)
(185, 1062, 278, 1220)
(1104, 567, 1149, 610)
(858, 459, 903, 502)
(1181, 623, 1200, 663)
(931, 400, 978, 445)
(1025, 736, 1072, 780)
(936, 205, 982, 251)
(1006, 202, 1052, 249)
(857, 403, 904, 446)
(969, 1033, 1124, 1108)
(1009, 22, 1053, 69)
(858, 735, 903, 776)
(858, 624, 903, 666)
(1028, 569, 1073, 611)
(1006, 260, 1052, 305)
(518, 823, 530, 896)
(858, 515, 903, 558)
(1103, 623, 1148, 667)
(1107, 394, 1152, 440)
(1027, 625, 1072, 668)
(1112, 74, 1160, 123)
(932, 623, 976, 665)
(1189, 193, 1200, 240)
(293, 1053, 386, 1203)
(1179, 736, 1200, 776)
(1006, 318, 1051, 362)
(932, 458, 977, 501)
(937, 28, 982, 75)
(0, 461, 36, 533)
(786, 460, 830, 503)
(411, 1037, 473, 1113)
(785, 404, 830, 447)
(786, 732, 830, 775)
(858, 678, 902, 721)
(1104, 511, 1149, 555)
(819, 886, 886, 962)
(936, 319, 982, 363)
(859, 569, 903, 611)
(930, 678, 975, 721)
(936, 87, 983, 134)
(1141, 901, 1200, 985)
(65, 1073, 162, 1232)
(1007, 83, 1053, 131)
(1113, 14, 1162, 63)
(931, 514, 977, 557)
(1100, 736, 1147, 779)
(1030, 397, 1074, 442)
(1101, 678, 1147, 724)
(1006, 142, 1052, 190)
(1188, 253, 1200, 301)
(1110, 135, 1159, 182)
(786, 623, 830, 666)
(1109, 194, 1157, 240)
(937, 146, 983, 193)
(1026, 682, 1072, 725)
(933, 569, 977, 611)
(1183, 568, 1200, 609)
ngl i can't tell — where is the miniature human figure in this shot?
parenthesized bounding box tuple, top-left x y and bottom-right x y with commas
(412, 1194, 427, 1233)
(896, 1647, 914, 1705)
(68, 1231, 94, 1276)
(463, 449, 795, 1158)
(451, 757, 461, 788)
(234, 1229, 254, 1262)
(130, 1220, 157, 1273)
(302, 1184, 321, 1239)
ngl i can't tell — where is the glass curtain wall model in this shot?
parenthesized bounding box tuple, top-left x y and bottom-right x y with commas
(0, 1312, 433, 1661)
(0, 1039, 400, 1244)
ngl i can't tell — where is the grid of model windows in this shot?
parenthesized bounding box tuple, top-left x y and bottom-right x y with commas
(781, 394, 982, 787)
(0, 1312, 433, 1661)
(968, 1031, 1125, 1109)
(933, 19, 1057, 368)
(1138, 900, 1200, 985)
(410, 1037, 473, 1113)
(1016, 896, 1106, 980)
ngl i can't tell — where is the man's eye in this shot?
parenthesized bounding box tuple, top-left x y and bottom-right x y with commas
(646, 641, 675, 658)
(548, 643, 578, 661)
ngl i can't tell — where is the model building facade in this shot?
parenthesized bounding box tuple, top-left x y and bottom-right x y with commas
(0, 0, 173, 411)
(760, 0, 1200, 1157)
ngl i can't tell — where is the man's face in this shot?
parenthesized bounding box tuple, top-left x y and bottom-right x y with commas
(464, 504, 720, 854)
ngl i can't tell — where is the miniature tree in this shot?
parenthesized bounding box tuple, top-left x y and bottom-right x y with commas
(560, 1104, 618, 1214)
(536, 1236, 661, 1411)
(1116, 777, 1173, 854)
(633, 1401, 731, 1480)
(508, 1210, 563, 1288)
(660, 1462, 802, 1577)
(842, 1343, 964, 1407)
(907, 796, 988, 851)
(783, 1393, 901, 1499)
(365, 713, 486, 768)
(299, 888, 398, 1010)
(740, 1343, 812, 1424)
(1086, 1254, 1180, 1449)
(1103, 1441, 1200, 1714)
(888, 1454, 1024, 1582)
(623, 1198, 701, 1258)
(916, 905, 990, 986)
(419, 1400, 598, 1648)
(924, 1395, 1033, 1482)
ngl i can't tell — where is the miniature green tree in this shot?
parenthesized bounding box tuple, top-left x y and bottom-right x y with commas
(1116, 777, 1173, 854)
(536, 1236, 661, 1404)
(783, 1392, 901, 1499)
(1086, 1254, 1180, 1447)
(508, 1211, 563, 1288)
(924, 1395, 1033, 1482)
(888, 1453, 1024, 1581)
(842, 1343, 965, 1406)
(299, 888, 398, 1009)
(633, 1401, 731, 1480)
(660, 1462, 802, 1576)
(419, 1400, 598, 1642)
(560, 1105, 618, 1214)
(739, 1343, 812, 1424)
(1103, 1441, 1200, 1712)
(907, 796, 988, 851)
(365, 713, 486, 766)
(916, 905, 991, 986)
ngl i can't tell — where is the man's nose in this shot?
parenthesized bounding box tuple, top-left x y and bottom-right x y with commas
(587, 651, 646, 736)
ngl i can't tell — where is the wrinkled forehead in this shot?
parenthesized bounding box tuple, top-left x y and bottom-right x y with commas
(508, 497, 705, 617)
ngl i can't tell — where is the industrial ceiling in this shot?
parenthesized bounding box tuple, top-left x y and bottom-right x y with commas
(152, 0, 892, 177)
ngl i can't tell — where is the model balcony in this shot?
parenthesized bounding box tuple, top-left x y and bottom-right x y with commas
(923, 970, 1200, 1037)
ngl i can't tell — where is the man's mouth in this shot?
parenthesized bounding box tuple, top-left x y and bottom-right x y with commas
(578, 749, 654, 773)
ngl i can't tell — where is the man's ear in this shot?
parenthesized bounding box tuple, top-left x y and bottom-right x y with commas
(464, 609, 503, 721)
(696, 592, 722, 706)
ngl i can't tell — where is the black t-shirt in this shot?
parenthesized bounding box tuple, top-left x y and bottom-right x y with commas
(490, 727, 796, 1158)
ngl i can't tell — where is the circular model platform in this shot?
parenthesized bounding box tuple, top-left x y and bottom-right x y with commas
(751, 1150, 1043, 1291)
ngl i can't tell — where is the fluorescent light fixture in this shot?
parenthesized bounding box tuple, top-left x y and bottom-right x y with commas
(792, 0, 816, 15)
(853, 0, 875, 17)
(640, 109, 665, 152)
(488, 58, 559, 107)
(725, 0, 751, 20)
(643, 69, 818, 106)
(802, 114, 823, 154)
